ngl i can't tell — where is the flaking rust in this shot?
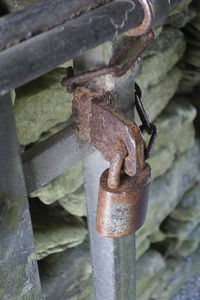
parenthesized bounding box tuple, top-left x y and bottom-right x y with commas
(72, 85, 153, 238)
(72, 86, 145, 177)
(72, 86, 104, 142)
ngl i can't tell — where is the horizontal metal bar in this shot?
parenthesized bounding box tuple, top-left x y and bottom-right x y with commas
(0, 0, 143, 95)
(0, 0, 183, 95)
(22, 95, 138, 193)
(0, 0, 113, 51)
(22, 124, 93, 193)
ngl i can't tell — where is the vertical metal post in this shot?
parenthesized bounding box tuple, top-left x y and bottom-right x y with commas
(0, 94, 42, 300)
(83, 152, 136, 300)
(75, 41, 139, 299)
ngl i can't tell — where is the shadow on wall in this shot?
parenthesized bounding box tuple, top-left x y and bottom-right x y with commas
(0, 0, 9, 16)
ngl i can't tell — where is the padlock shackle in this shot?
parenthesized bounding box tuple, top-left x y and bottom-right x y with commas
(107, 140, 128, 190)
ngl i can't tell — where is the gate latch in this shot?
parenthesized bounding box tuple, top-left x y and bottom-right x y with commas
(62, 31, 158, 238)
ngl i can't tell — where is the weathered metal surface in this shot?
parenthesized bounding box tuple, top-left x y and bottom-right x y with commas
(0, 0, 113, 51)
(91, 99, 145, 176)
(96, 163, 151, 237)
(107, 140, 127, 190)
(22, 124, 92, 193)
(62, 31, 154, 92)
(0, 0, 183, 52)
(0, 0, 143, 95)
(0, 0, 184, 95)
(0, 94, 42, 299)
(72, 87, 145, 177)
(126, 0, 152, 36)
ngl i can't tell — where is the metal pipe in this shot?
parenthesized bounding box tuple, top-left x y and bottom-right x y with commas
(22, 124, 93, 193)
(0, 0, 113, 51)
(0, 93, 42, 299)
(0, 0, 143, 95)
(0, 0, 184, 96)
(75, 34, 138, 298)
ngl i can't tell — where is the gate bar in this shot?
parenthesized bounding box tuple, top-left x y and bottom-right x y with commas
(22, 124, 93, 193)
(0, 0, 143, 95)
(77, 41, 138, 299)
(0, 94, 42, 299)
(0, 0, 183, 96)
(0, 0, 113, 51)
(0, 0, 182, 52)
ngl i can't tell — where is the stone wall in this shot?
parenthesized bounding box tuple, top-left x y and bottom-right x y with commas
(6, 0, 200, 299)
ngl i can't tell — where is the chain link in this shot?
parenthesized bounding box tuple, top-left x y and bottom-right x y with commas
(135, 82, 158, 160)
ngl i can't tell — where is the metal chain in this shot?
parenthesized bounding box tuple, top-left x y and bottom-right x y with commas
(135, 82, 158, 160)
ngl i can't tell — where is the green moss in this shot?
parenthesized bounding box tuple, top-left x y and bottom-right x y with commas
(14, 68, 73, 146)
(7, 195, 24, 228)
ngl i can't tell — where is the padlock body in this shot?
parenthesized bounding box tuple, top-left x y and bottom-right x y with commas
(96, 163, 151, 238)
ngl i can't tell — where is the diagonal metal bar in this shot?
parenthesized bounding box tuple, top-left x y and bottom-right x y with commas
(0, 94, 42, 299)
(22, 124, 93, 193)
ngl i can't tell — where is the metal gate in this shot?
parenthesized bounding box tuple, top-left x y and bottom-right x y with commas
(0, 0, 183, 299)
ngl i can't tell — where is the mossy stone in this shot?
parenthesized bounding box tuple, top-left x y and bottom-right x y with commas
(136, 238, 150, 260)
(170, 184, 200, 222)
(30, 200, 87, 260)
(135, 67, 183, 123)
(14, 68, 73, 146)
(136, 142, 200, 249)
(148, 100, 196, 180)
(30, 162, 83, 204)
(58, 185, 87, 217)
(174, 224, 200, 257)
(39, 239, 94, 300)
(136, 250, 166, 296)
(137, 27, 186, 90)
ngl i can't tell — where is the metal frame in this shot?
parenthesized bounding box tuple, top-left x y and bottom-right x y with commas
(0, 94, 42, 300)
(0, 0, 183, 299)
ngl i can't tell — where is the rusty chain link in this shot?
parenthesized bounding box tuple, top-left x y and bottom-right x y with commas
(62, 31, 154, 93)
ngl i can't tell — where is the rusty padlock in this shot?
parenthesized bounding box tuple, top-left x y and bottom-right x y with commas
(96, 139, 151, 238)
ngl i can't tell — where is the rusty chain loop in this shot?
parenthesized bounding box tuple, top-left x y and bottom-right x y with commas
(62, 31, 154, 93)
(135, 82, 158, 160)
